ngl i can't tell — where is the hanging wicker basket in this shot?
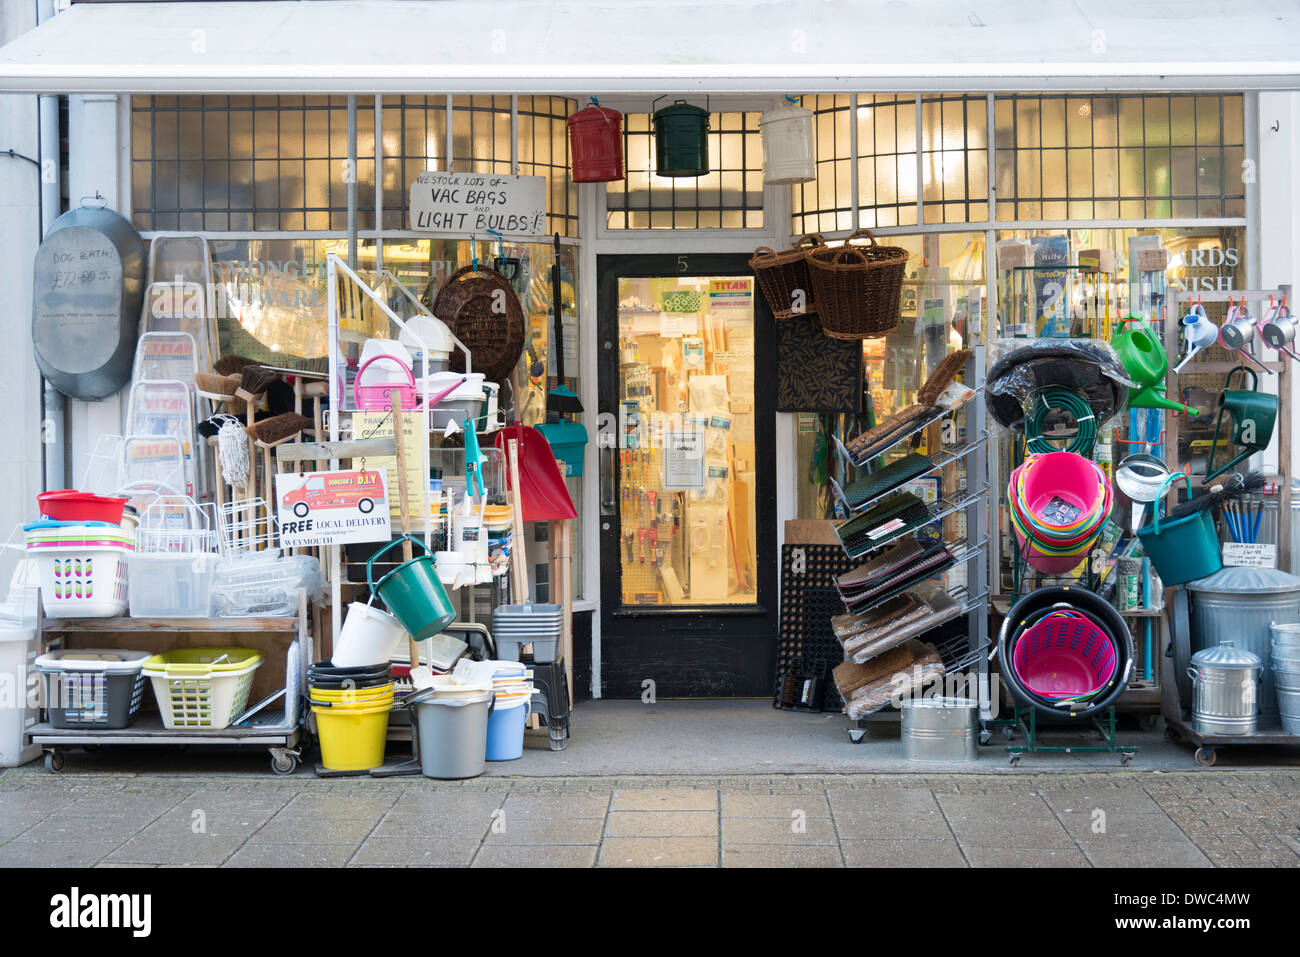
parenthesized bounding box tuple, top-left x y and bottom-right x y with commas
(805, 229, 909, 340)
(432, 264, 526, 385)
(749, 234, 825, 319)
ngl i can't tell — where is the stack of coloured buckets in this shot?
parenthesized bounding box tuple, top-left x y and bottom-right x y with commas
(486, 661, 536, 761)
(308, 660, 394, 771)
(1008, 452, 1113, 574)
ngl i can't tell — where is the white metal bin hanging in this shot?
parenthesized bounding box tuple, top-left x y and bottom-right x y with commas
(759, 100, 816, 185)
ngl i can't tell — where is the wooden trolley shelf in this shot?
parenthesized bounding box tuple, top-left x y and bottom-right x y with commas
(41, 616, 300, 633)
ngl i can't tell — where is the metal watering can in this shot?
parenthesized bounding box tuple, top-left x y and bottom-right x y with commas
(1260, 299, 1300, 362)
(1206, 366, 1277, 480)
(1112, 314, 1198, 415)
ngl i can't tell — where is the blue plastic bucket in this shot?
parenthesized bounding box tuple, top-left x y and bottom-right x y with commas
(485, 697, 529, 761)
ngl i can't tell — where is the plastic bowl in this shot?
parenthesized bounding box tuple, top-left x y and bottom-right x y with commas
(38, 490, 129, 525)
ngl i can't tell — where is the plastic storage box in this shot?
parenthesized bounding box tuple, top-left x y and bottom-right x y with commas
(34, 650, 150, 729)
(143, 647, 263, 729)
(128, 552, 218, 618)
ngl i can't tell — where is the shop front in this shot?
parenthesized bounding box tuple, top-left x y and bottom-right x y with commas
(2, 2, 1300, 777)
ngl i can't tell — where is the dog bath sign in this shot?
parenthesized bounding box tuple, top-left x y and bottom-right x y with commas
(275, 469, 392, 547)
(409, 171, 547, 235)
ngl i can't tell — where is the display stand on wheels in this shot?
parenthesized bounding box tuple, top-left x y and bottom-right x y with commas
(28, 588, 316, 775)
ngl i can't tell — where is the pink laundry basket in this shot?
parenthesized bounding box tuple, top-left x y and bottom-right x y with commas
(1010, 610, 1118, 699)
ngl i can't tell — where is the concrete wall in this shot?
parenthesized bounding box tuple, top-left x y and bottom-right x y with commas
(0, 0, 45, 585)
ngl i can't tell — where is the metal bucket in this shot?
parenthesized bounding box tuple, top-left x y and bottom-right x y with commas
(1188, 641, 1261, 736)
(1271, 622, 1300, 652)
(900, 696, 978, 762)
(1188, 566, 1300, 717)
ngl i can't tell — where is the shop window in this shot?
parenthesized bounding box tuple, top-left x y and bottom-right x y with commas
(794, 232, 987, 520)
(994, 94, 1245, 221)
(379, 95, 578, 237)
(605, 110, 764, 229)
(132, 95, 373, 232)
(132, 95, 578, 238)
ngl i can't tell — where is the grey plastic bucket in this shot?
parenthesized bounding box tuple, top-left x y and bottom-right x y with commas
(407, 688, 494, 779)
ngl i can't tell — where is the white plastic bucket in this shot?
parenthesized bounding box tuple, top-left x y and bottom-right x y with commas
(451, 499, 489, 566)
(0, 624, 40, 766)
(332, 602, 406, 668)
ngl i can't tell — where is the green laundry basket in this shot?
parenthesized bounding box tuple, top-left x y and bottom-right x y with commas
(1135, 472, 1223, 586)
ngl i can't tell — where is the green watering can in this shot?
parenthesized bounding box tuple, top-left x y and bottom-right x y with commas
(1112, 314, 1199, 416)
(366, 534, 456, 641)
(1206, 366, 1277, 480)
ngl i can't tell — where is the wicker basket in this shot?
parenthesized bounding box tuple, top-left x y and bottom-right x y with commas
(805, 229, 909, 340)
(431, 265, 526, 384)
(750, 234, 824, 319)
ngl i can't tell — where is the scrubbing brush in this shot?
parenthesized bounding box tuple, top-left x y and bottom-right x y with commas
(245, 412, 311, 446)
(214, 354, 258, 377)
(918, 348, 972, 406)
(195, 372, 248, 416)
(235, 365, 280, 403)
(1165, 469, 1266, 522)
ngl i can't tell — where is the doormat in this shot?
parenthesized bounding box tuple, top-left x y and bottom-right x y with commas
(774, 544, 855, 713)
(776, 316, 863, 413)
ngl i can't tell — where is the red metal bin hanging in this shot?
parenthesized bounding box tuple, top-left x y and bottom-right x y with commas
(567, 101, 624, 183)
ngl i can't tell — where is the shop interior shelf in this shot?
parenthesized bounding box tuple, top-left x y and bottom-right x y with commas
(40, 615, 300, 633)
(829, 432, 988, 516)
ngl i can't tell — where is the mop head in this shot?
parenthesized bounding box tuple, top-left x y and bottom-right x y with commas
(213, 414, 250, 488)
(245, 412, 311, 445)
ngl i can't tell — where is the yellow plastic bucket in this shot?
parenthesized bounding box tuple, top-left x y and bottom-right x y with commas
(311, 698, 392, 771)
(309, 683, 394, 706)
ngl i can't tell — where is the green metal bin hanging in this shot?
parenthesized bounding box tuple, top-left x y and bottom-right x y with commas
(653, 98, 710, 177)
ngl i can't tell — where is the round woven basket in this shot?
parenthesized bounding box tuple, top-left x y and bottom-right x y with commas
(749, 233, 824, 319)
(805, 229, 908, 340)
(432, 265, 526, 385)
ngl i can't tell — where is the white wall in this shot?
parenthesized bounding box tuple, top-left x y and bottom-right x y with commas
(1257, 92, 1300, 476)
(0, 0, 45, 580)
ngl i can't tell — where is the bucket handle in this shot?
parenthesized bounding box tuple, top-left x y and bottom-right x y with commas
(1147, 470, 1193, 537)
(366, 533, 431, 595)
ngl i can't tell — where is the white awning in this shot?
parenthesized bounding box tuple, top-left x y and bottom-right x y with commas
(2, 0, 1299, 95)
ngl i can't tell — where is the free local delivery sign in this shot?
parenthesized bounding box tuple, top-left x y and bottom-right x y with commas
(409, 171, 546, 235)
(275, 469, 392, 548)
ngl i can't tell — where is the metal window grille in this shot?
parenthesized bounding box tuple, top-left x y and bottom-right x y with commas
(604, 110, 764, 229)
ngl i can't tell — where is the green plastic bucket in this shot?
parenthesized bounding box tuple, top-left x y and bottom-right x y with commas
(1135, 472, 1223, 586)
(366, 535, 456, 641)
(654, 99, 709, 177)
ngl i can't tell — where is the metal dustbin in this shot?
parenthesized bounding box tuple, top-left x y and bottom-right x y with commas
(900, 697, 979, 762)
(1187, 565, 1300, 718)
(1189, 641, 1262, 736)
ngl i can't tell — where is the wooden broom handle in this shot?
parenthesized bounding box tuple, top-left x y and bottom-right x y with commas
(508, 438, 529, 603)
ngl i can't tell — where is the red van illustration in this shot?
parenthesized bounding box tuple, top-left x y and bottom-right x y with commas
(281, 470, 382, 518)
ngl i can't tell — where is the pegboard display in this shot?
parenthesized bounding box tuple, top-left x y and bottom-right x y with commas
(773, 544, 855, 713)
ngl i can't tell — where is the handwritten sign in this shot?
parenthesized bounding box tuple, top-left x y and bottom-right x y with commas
(275, 469, 391, 548)
(1222, 542, 1276, 569)
(409, 171, 546, 235)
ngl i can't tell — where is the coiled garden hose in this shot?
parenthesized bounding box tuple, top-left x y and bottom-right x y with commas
(1024, 387, 1098, 456)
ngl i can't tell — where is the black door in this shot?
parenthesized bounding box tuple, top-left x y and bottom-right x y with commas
(596, 254, 778, 697)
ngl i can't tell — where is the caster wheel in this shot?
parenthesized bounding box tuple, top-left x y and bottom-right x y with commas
(1164, 727, 1181, 744)
(1009, 755, 1021, 767)
(1138, 714, 1159, 732)
(44, 750, 64, 773)
(848, 729, 867, 744)
(1001, 725, 1015, 740)
(1121, 753, 1135, 766)
(979, 730, 992, 746)
(270, 753, 298, 776)
(1195, 747, 1217, 768)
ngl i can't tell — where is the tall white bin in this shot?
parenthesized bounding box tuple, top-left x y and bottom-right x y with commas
(0, 623, 41, 767)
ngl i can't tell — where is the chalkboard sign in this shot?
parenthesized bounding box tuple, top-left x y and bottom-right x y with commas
(32, 207, 145, 399)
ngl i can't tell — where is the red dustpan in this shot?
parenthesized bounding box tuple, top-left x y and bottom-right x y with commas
(494, 424, 577, 521)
